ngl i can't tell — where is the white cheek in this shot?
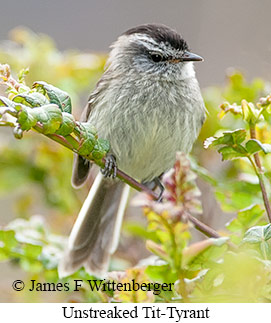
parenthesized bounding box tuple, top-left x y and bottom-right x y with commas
(177, 62, 195, 80)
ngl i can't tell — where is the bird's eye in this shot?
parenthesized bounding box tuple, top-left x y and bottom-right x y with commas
(149, 52, 164, 63)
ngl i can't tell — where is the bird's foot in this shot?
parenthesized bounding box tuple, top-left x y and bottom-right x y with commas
(142, 177, 164, 202)
(101, 154, 117, 178)
(155, 178, 165, 202)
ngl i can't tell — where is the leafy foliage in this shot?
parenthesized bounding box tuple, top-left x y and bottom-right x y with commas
(0, 63, 110, 160)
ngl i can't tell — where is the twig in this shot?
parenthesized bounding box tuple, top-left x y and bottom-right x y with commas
(249, 126, 271, 222)
(187, 213, 237, 250)
(186, 213, 221, 238)
(115, 168, 159, 199)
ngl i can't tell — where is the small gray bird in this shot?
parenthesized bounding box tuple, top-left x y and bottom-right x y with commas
(58, 24, 206, 278)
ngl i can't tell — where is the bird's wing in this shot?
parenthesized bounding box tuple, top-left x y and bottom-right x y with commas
(71, 73, 111, 188)
(71, 99, 94, 188)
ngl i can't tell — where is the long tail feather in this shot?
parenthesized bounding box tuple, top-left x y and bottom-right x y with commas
(58, 173, 130, 278)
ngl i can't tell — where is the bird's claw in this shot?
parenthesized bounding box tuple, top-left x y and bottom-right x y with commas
(156, 178, 164, 202)
(101, 154, 117, 178)
(142, 177, 164, 202)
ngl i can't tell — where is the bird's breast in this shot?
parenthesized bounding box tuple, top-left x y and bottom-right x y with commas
(88, 79, 205, 181)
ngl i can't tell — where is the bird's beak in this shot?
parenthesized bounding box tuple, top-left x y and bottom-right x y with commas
(181, 51, 203, 62)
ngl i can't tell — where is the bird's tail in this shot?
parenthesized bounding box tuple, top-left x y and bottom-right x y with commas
(58, 172, 130, 278)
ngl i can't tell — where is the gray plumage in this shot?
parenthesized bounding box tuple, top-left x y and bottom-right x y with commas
(58, 24, 206, 278)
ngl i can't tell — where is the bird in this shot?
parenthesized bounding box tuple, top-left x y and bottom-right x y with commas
(58, 23, 206, 278)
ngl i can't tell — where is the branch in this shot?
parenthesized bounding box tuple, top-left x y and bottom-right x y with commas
(249, 126, 271, 222)
(186, 213, 221, 238)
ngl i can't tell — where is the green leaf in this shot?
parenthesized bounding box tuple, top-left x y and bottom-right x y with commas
(260, 241, 271, 260)
(17, 106, 38, 130)
(262, 108, 271, 123)
(13, 92, 49, 107)
(33, 81, 72, 113)
(91, 138, 110, 160)
(123, 221, 158, 242)
(218, 145, 247, 160)
(0, 249, 9, 261)
(55, 112, 76, 136)
(245, 139, 271, 155)
(205, 129, 251, 160)
(219, 129, 246, 146)
(0, 230, 18, 250)
(31, 104, 63, 134)
(22, 244, 42, 258)
(183, 238, 228, 270)
(20, 258, 43, 273)
(231, 129, 248, 144)
(145, 264, 178, 283)
(243, 224, 271, 260)
(78, 122, 97, 136)
(226, 204, 264, 233)
(243, 224, 271, 244)
(203, 136, 216, 149)
(0, 97, 18, 109)
(204, 129, 247, 150)
(264, 224, 271, 241)
(17, 104, 63, 133)
(77, 122, 97, 156)
(215, 180, 261, 213)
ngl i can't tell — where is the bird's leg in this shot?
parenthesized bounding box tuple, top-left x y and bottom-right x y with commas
(142, 176, 164, 202)
(154, 177, 165, 202)
(101, 154, 117, 178)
